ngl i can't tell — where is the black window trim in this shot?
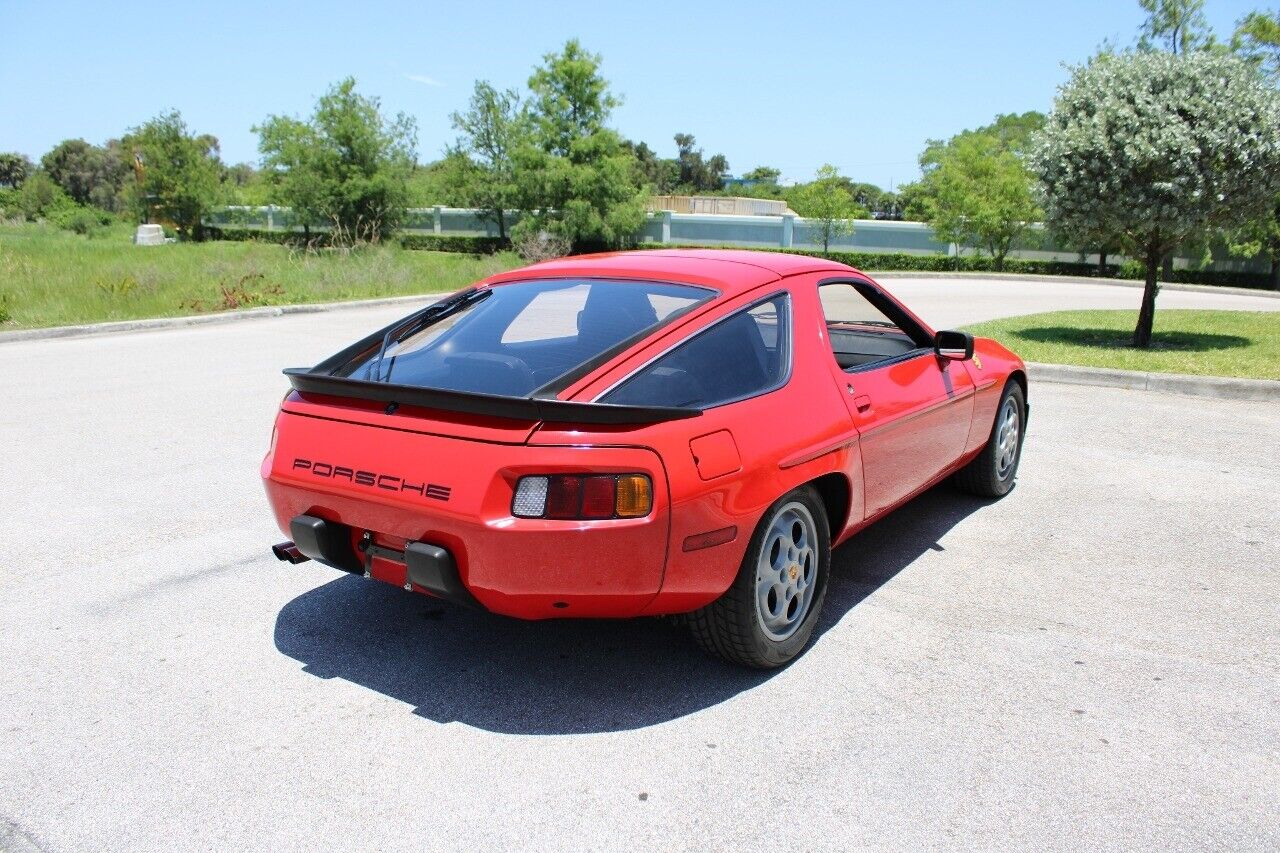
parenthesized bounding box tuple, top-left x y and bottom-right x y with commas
(593, 289, 794, 409)
(816, 275, 936, 375)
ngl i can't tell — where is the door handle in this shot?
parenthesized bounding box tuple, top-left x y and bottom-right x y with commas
(853, 394, 872, 413)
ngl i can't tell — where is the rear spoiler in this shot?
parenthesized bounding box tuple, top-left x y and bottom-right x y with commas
(283, 369, 702, 426)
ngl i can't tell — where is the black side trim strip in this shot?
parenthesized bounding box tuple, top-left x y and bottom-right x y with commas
(284, 369, 702, 425)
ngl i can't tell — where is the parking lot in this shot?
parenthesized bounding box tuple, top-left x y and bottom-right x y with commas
(1, 278, 1277, 851)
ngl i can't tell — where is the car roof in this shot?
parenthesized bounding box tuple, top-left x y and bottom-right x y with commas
(484, 248, 861, 297)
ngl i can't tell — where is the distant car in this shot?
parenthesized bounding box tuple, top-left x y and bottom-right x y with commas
(264, 250, 1027, 667)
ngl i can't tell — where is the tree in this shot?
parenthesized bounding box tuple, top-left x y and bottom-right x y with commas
(742, 165, 781, 184)
(40, 139, 128, 208)
(528, 39, 619, 157)
(257, 78, 418, 245)
(919, 131, 1039, 270)
(449, 81, 529, 240)
(624, 140, 679, 193)
(516, 41, 645, 249)
(1137, 0, 1213, 54)
(790, 164, 860, 254)
(1229, 10, 1280, 289)
(1229, 197, 1280, 290)
(907, 111, 1045, 236)
(1235, 10, 1280, 80)
(920, 111, 1047, 166)
(673, 133, 729, 192)
(122, 110, 224, 239)
(1033, 51, 1280, 347)
(0, 152, 33, 189)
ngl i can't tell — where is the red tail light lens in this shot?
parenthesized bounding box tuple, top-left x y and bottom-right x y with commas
(544, 475, 584, 519)
(512, 474, 653, 519)
(580, 476, 616, 519)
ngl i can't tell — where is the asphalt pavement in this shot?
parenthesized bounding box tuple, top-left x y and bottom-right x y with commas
(1, 277, 1277, 851)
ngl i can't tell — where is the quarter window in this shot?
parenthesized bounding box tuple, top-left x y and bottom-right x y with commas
(818, 281, 926, 371)
(602, 294, 791, 408)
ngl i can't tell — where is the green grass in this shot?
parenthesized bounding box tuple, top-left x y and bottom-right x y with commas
(0, 221, 521, 329)
(965, 309, 1280, 381)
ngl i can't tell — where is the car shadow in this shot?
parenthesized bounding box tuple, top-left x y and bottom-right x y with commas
(272, 485, 991, 734)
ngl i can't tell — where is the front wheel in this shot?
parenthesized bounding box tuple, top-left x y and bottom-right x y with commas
(954, 380, 1025, 498)
(687, 486, 831, 668)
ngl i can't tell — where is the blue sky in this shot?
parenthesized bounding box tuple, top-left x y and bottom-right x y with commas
(1, 0, 1262, 189)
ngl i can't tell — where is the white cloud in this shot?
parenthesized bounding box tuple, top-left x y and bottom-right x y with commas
(404, 74, 444, 87)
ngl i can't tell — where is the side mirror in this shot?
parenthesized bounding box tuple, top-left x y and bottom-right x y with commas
(934, 330, 974, 361)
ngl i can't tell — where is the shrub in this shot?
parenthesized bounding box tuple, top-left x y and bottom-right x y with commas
(0, 292, 12, 324)
(514, 230, 571, 262)
(51, 205, 113, 235)
(16, 172, 73, 221)
(0, 187, 18, 218)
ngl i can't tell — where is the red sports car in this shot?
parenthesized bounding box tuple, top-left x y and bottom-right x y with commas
(264, 249, 1027, 667)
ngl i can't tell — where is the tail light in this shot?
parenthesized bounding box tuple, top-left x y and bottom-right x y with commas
(512, 474, 652, 519)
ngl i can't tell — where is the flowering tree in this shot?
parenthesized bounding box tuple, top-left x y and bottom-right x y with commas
(1033, 51, 1280, 347)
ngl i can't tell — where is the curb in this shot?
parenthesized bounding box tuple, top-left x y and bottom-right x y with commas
(1027, 362, 1280, 402)
(870, 270, 1280, 298)
(0, 293, 443, 344)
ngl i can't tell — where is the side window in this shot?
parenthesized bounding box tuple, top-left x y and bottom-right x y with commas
(602, 294, 790, 408)
(818, 282, 924, 371)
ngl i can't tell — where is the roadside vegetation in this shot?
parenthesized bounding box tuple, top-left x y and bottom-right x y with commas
(964, 310, 1280, 380)
(0, 221, 518, 329)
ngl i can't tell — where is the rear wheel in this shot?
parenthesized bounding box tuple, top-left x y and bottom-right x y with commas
(954, 380, 1025, 498)
(687, 486, 831, 668)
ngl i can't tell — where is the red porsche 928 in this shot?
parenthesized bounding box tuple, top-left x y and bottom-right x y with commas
(264, 249, 1027, 667)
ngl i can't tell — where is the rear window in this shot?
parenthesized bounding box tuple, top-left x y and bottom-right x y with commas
(337, 279, 713, 397)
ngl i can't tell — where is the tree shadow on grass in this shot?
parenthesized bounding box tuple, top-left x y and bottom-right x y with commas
(273, 486, 990, 735)
(1014, 326, 1251, 352)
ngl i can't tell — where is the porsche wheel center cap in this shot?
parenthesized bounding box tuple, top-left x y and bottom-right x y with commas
(788, 564, 800, 581)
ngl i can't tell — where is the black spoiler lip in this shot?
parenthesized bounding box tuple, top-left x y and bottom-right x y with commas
(283, 369, 703, 426)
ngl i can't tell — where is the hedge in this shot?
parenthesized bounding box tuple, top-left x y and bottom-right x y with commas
(398, 234, 509, 254)
(753, 248, 1272, 289)
(202, 226, 1273, 289)
(205, 226, 510, 255)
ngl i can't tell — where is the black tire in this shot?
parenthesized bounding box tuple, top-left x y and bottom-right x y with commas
(954, 380, 1025, 498)
(687, 486, 831, 668)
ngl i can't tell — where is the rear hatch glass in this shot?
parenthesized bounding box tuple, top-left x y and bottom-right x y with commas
(332, 279, 713, 398)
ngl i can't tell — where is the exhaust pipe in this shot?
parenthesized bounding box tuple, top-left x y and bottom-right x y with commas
(272, 541, 310, 564)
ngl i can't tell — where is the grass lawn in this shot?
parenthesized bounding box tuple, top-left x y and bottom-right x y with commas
(0, 221, 521, 330)
(965, 309, 1280, 381)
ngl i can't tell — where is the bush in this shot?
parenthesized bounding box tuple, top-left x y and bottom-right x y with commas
(0, 187, 18, 219)
(0, 292, 12, 324)
(514, 230, 571, 262)
(50, 205, 113, 236)
(16, 172, 72, 221)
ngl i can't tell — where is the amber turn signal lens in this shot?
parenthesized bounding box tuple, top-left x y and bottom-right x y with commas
(614, 475, 652, 518)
